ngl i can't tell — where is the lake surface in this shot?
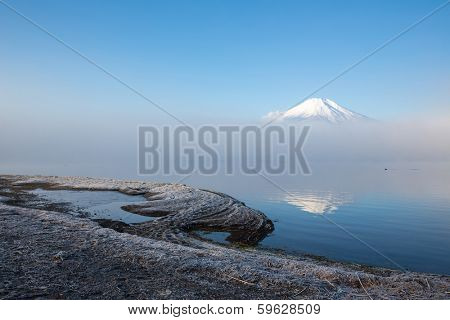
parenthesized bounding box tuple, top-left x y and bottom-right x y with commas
(185, 162, 450, 275)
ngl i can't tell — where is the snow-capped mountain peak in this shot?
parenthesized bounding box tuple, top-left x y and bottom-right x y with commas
(264, 98, 368, 123)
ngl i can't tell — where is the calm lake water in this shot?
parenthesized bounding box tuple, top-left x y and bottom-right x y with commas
(3, 161, 450, 275)
(186, 162, 450, 275)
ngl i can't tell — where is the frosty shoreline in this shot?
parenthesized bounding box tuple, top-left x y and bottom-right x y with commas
(0, 175, 448, 299)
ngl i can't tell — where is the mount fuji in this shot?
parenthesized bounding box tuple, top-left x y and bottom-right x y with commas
(263, 98, 369, 124)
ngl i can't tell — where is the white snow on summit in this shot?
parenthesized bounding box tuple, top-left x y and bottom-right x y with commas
(264, 98, 368, 123)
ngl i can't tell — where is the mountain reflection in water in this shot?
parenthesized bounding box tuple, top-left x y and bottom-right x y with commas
(284, 191, 352, 214)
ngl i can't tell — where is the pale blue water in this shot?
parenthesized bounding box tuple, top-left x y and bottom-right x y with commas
(253, 193, 450, 274)
(188, 163, 450, 275)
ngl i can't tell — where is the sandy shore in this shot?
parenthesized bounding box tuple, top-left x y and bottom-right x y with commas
(0, 175, 448, 299)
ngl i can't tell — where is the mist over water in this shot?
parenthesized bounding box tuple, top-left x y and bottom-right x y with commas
(1, 118, 450, 274)
(304, 118, 450, 163)
(2, 116, 450, 176)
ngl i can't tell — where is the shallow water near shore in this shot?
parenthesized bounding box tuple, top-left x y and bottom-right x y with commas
(31, 189, 152, 224)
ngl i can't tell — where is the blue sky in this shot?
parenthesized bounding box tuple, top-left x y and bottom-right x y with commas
(1, 0, 449, 126)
